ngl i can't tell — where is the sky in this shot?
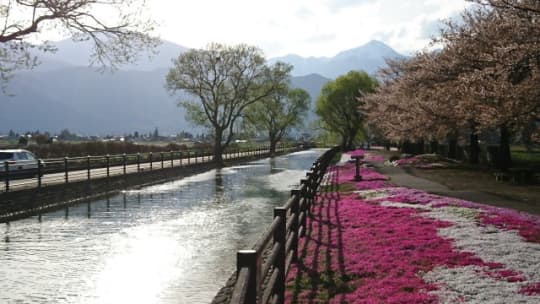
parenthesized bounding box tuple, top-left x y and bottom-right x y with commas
(147, 0, 471, 57)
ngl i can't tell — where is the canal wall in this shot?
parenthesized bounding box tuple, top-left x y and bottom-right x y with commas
(0, 150, 303, 223)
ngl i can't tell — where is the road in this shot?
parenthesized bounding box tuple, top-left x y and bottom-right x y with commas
(1, 148, 280, 193)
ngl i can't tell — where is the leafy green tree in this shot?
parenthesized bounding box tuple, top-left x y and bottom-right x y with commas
(316, 71, 378, 150)
(245, 82, 310, 156)
(166, 43, 289, 165)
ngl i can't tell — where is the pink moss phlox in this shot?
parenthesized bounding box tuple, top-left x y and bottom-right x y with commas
(382, 187, 540, 244)
(346, 149, 366, 158)
(485, 269, 526, 283)
(287, 162, 540, 303)
(286, 193, 500, 303)
(336, 163, 389, 185)
(394, 155, 423, 166)
(520, 282, 540, 296)
(479, 212, 540, 244)
(356, 180, 390, 190)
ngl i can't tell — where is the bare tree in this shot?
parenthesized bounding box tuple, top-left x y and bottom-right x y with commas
(165, 43, 289, 166)
(0, 0, 158, 85)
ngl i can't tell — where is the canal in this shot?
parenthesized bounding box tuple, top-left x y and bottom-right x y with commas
(0, 149, 324, 304)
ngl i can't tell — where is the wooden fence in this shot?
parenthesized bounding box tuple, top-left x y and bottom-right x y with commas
(230, 147, 339, 304)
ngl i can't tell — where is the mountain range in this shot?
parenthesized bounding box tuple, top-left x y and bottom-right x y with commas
(1, 39, 403, 135)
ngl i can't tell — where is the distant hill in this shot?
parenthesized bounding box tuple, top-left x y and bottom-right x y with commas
(1, 66, 328, 135)
(290, 73, 330, 124)
(2, 67, 191, 135)
(1, 39, 396, 135)
(36, 39, 189, 71)
(270, 40, 404, 78)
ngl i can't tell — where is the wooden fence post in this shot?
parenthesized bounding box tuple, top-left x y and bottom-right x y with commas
(4, 161, 9, 192)
(160, 152, 164, 169)
(37, 159, 42, 188)
(273, 207, 287, 304)
(290, 190, 300, 262)
(106, 154, 110, 177)
(64, 157, 69, 184)
(123, 153, 127, 176)
(236, 250, 259, 304)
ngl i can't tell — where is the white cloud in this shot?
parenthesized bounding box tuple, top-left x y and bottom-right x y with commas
(147, 0, 470, 57)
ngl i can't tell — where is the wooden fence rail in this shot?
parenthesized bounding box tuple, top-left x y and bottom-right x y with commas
(230, 146, 339, 304)
(1, 144, 302, 193)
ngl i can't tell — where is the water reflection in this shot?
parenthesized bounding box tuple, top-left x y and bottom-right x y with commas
(0, 149, 324, 304)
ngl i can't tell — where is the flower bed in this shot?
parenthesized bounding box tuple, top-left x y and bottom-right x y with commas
(346, 149, 386, 163)
(286, 162, 540, 303)
(390, 154, 459, 169)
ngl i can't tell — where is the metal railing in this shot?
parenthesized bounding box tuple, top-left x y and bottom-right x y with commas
(1, 144, 301, 193)
(230, 147, 339, 304)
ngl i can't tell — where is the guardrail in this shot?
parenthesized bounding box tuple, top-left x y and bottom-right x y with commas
(1, 144, 301, 193)
(230, 146, 339, 304)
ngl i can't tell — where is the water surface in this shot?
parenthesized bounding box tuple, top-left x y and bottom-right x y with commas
(0, 149, 323, 304)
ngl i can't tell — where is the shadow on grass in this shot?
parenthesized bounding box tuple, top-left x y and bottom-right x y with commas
(288, 166, 357, 303)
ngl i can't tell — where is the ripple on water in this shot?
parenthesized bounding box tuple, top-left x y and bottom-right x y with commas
(0, 150, 323, 304)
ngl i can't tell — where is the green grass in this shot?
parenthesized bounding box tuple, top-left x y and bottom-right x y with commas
(511, 145, 540, 168)
(288, 271, 358, 303)
(330, 151, 343, 165)
(319, 182, 356, 194)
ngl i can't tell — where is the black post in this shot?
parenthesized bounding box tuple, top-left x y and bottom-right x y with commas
(195, 151, 198, 164)
(179, 152, 183, 167)
(273, 207, 287, 303)
(137, 153, 141, 172)
(188, 151, 191, 165)
(4, 161, 9, 192)
(236, 250, 260, 303)
(87, 155, 91, 181)
(160, 152, 164, 169)
(37, 159, 42, 188)
(353, 156, 362, 181)
(64, 157, 69, 184)
(106, 154, 110, 177)
(170, 151, 174, 168)
(123, 153, 127, 175)
(149, 152, 153, 171)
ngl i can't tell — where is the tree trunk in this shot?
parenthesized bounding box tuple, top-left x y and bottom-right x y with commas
(448, 136, 457, 159)
(498, 124, 512, 170)
(213, 130, 224, 167)
(469, 132, 479, 164)
(430, 140, 439, 154)
(347, 136, 355, 151)
(340, 134, 349, 151)
(402, 140, 413, 154)
(417, 139, 425, 155)
(269, 134, 277, 157)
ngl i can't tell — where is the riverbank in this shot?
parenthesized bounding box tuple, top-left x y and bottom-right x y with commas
(285, 150, 540, 303)
(0, 146, 303, 223)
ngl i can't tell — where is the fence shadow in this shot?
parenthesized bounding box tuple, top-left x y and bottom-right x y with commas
(289, 166, 351, 304)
